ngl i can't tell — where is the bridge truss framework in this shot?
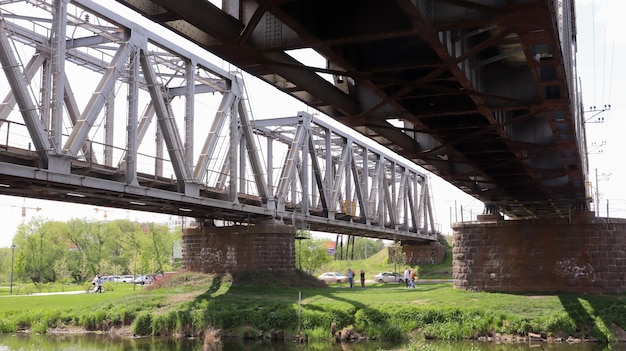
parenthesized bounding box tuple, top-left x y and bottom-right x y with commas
(108, 0, 592, 219)
(0, 0, 437, 241)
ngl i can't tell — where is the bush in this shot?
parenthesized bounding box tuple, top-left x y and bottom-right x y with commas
(300, 309, 332, 330)
(151, 311, 177, 336)
(0, 318, 17, 333)
(354, 308, 388, 330)
(132, 313, 153, 336)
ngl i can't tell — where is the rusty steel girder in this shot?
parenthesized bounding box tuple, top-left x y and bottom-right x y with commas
(112, 0, 589, 219)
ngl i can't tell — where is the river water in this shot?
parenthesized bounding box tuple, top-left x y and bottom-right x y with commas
(0, 334, 622, 351)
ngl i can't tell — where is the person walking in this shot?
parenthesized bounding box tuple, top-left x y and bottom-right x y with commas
(403, 267, 410, 288)
(347, 268, 354, 288)
(92, 274, 103, 293)
(360, 269, 365, 288)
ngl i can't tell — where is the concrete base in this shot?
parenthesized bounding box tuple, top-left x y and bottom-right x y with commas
(181, 222, 296, 273)
(453, 215, 626, 293)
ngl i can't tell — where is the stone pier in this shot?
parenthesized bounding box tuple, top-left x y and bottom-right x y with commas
(182, 221, 296, 273)
(453, 214, 626, 293)
(401, 240, 446, 266)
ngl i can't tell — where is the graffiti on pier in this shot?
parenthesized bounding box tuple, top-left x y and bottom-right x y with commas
(198, 245, 238, 269)
(553, 255, 595, 282)
(223, 245, 237, 269)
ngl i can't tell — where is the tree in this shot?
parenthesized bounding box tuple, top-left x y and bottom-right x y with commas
(389, 242, 406, 274)
(140, 222, 176, 274)
(113, 220, 140, 273)
(296, 239, 332, 274)
(351, 237, 385, 260)
(7, 217, 182, 284)
(53, 256, 72, 291)
(63, 218, 97, 281)
(12, 217, 66, 283)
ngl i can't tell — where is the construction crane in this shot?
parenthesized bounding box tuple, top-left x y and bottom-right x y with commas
(19, 200, 41, 217)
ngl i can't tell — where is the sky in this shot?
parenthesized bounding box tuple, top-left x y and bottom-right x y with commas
(574, 0, 626, 218)
(0, 0, 623, 247)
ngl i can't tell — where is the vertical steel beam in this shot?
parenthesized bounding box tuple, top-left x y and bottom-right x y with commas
(361, 147, 370, 224)
(228, 97, 239, 202)
(104, 95, 114, 166)
(344, 139, 353, 217)
(267, 137, 274, 198)
(184, 59, 195, 170)
(325, 128, 333, 218)
(239, 124, 247, 193)
(300, 117, 310, 215)
(50, 0, 69, 152)
(125, 48, 139, 185)
(388, 163, 397, 228)
(41, 58, 51, 137)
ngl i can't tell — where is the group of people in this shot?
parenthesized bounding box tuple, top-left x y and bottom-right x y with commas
(346, 268, 366, 288)
(403, 267, 418, 288)
(345, 267, 417, 289)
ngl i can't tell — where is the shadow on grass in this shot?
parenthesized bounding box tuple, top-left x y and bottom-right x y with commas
(558, 293, 626, 341)
(194, 273, 224, 300)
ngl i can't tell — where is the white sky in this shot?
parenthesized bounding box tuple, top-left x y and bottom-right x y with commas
(0, 0, 622, 247)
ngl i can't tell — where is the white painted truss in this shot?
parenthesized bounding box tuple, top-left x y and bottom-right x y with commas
(0, 0, 437, 240)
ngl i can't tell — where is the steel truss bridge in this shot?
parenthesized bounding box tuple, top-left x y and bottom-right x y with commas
(0, 0, 437, 241)
(110, 0, 590, 219)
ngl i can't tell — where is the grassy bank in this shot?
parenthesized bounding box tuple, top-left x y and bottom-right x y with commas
(1, 271, 626, 344)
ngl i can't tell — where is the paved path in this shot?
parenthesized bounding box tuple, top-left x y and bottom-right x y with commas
(0, 290, 87, 297)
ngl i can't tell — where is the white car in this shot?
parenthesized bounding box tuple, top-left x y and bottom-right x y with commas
(133, 275, 154, 285)
(120, 275, 135, 283)
(374, 272, 405, 283)
(103, 275, 122, 283)
(317, 272, 349, 283)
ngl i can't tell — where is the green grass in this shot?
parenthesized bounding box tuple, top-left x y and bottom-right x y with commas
(2, 256, 626, 343)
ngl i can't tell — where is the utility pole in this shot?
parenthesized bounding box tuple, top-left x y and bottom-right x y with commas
(594, 168, 612, 217)
(584, 105, 610, 216)
(595, 168, 599, 216)
(10, 244, 15, 295)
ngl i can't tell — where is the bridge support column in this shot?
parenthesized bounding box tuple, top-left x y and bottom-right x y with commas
(400, 240, 445, 266)
(181, 221, 296, 273)
(453, 214, 626, 293)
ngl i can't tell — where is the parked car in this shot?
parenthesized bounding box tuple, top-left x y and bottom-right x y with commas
(133, 275, 154, 285)
(120, 275, 135, 283)
(103, 275, 122, 283)
(374, 272, 405, 283)
(317, 272, 348, 283)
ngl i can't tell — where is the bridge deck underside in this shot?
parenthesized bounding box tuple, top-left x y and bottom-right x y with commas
(115, 0, 588, 218)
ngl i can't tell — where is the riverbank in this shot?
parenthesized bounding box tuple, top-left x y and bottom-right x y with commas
(1, 271, 626, 345)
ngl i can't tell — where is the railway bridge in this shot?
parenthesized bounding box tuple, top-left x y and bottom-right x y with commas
(2, 0, 626, 292)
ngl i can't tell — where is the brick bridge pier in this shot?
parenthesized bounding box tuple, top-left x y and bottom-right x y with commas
(453, 213, 626, 293)
(181, 221, 296, 273)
